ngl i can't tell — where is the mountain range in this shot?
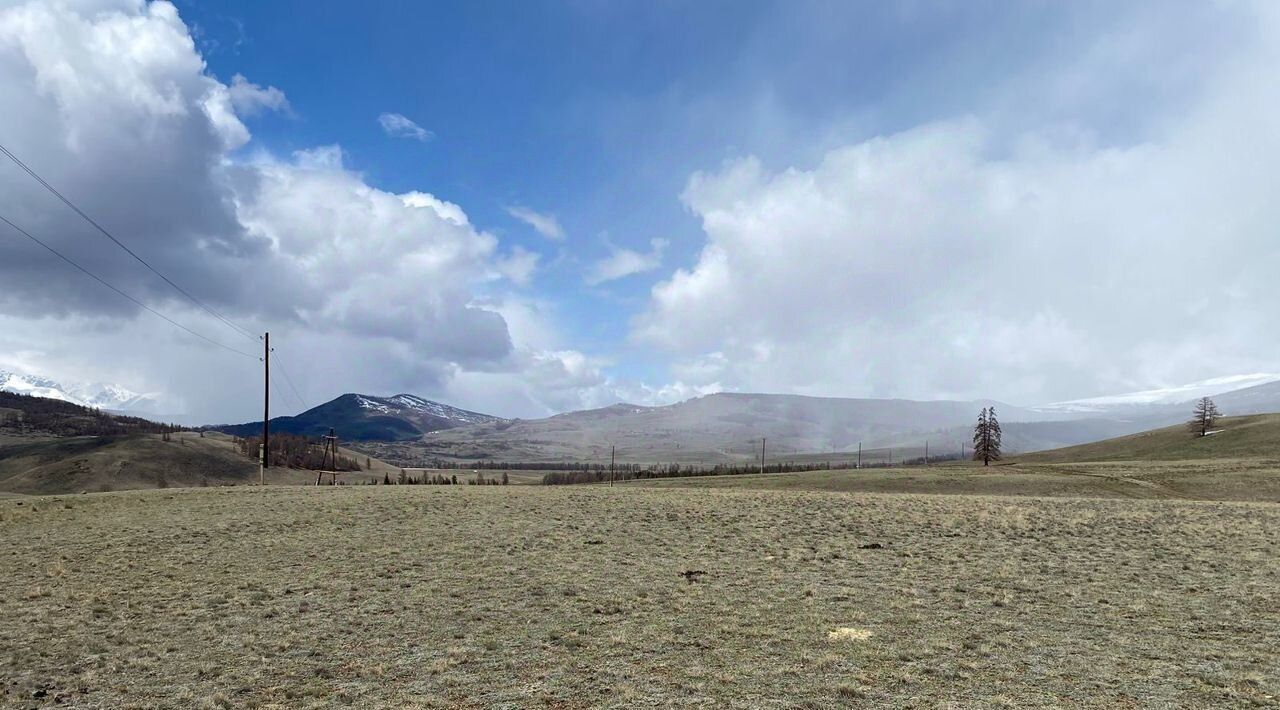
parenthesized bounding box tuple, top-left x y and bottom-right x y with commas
(0, 370, 160, 415)
(204, 373, 1280, 464)
(17, 365, 1280, 462)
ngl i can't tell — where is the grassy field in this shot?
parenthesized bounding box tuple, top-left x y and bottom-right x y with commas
(632, 458, 1280, 502)
(2, 484, 1277, 708)
(0, 430, 541, 494)
(1016, 413, 1280, 463)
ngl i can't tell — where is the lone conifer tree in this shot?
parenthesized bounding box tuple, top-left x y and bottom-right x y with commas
(1188, 397, 1221, 437)
(972, 406, 1002, 466)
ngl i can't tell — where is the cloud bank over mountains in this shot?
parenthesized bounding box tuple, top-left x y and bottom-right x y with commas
(636, 3, 1280, 405)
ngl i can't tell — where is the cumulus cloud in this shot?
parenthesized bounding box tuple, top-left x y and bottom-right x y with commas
(585, 238, 667, 286)
(636, 4, 1280, 405)
(0, 0, 543, 421)
(506, 205, 565, 241)
(378, 112, 433, 142)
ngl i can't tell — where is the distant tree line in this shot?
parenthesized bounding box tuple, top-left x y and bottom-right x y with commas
(236, 433, 362, 471)
(541, 454, 965, 485)
(355, 470, 509, 485)
(0, 391, 179, 437)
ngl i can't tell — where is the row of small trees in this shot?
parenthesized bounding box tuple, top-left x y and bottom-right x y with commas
(235, 433, 362, 470)
(367, 470, 509, 485)
(540, 454, 969, 485)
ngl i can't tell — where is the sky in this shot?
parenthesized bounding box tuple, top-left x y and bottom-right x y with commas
(1, 0, 1279, 423)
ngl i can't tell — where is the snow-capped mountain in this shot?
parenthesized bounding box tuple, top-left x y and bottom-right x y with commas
(1032, 373, 1280, 415)
(0, 370, 161, 414)
(215, 392, 505, 441)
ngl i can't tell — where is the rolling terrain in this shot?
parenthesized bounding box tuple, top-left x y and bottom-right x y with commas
(207, 377, 1280, 468)
(0, 432, 256, 495)
(365, 378, 1280, 465)
(408, 393, 1036, 464)
(632, 414, 1280, 502)
(1015, 413, 1280, 462)
(0, 393, 412, 494)
(403, 392, 1178, 464)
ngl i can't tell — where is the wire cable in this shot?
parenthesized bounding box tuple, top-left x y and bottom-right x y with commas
(0, 212, 257, 360)
(0, 142, 258, 342)
(269, 375, 292, 417)
(272, 353, 311, 412)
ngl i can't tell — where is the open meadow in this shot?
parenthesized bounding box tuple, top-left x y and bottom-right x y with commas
(633, 458, 1280, 503)
(2, 484, 1277, 708)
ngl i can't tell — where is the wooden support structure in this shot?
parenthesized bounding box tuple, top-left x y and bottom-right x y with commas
(317, 427, 339, 485)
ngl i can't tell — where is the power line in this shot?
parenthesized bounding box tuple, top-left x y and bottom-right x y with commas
(0, 212, 257, 360)
(272, 352, 310, 411)
(269, 375, 291, 417)
(0, 141, 258, 342)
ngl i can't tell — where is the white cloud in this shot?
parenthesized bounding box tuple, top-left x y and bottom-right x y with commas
(0, 0, 551, 422)
(585, 238, 667, 286)
(636, 5, 1280, 405)
(493, 246, 540, 286)
(227, 73, 289, 116)
(506, 205, 565, 241)
(378, 112, 433, 142)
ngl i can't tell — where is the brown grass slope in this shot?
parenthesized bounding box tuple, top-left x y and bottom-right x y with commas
(0, 431, 256, 495)
(1015, 413, 1280, 463)
(634, 415, 1280, 502)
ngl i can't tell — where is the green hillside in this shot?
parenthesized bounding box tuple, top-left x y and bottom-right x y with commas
(1016, 414, 1280, 463)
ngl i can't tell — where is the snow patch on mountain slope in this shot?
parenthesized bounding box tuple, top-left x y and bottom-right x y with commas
(1033, 373, 1280, 413)
(355, 395, 395, 414)
(355, 393, 501, 425)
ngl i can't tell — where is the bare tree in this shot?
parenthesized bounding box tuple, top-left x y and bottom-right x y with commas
(1188, 397, 1222, 437)
(972, 407, 1002, 466)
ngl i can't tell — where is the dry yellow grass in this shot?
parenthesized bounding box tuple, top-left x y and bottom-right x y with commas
(633, 458, 1280, 502)
(1, 485, 1277, 708)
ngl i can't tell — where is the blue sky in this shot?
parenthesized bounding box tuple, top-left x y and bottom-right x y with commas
(2, 1, 1278, 421)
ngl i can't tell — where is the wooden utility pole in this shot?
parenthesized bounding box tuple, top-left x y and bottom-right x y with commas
(609, 445, 616, 487)
(760, 438, 766, 475)
(857, 442, 862, 469)
(925, 440, 929, 466)
(262, 332, 270, 470)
